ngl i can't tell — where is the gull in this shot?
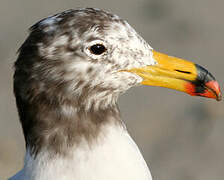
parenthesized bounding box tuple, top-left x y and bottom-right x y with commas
(9, 8, 221, 180)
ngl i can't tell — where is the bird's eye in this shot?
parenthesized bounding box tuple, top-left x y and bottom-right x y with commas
(89, 44, 107, 55)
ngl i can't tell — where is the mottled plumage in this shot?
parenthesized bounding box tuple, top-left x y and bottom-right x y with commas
(10, 7, 221, 180)
(11, 8, 155, 180)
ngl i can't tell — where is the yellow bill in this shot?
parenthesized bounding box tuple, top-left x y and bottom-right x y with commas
(127, 50, 221, 101)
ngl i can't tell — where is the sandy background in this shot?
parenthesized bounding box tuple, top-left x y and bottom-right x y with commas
(0, 0, 224, 179)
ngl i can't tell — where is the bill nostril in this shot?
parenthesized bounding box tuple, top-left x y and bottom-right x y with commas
(175, 69, 191, 74)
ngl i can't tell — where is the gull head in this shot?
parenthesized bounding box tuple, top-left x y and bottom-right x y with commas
(14, 8, 221, 112)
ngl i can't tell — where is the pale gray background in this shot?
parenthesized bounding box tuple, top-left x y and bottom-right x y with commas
(1, 0, 224, 179)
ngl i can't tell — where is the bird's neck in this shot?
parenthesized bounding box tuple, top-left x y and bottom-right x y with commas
(21, 121, 152, 180)
(19, 94, 123, 156)
(18, 97, 152, 180)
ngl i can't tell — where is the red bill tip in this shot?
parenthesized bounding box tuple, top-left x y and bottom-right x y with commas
(185, 81, 222, 101)
(205, 81, 222, 101)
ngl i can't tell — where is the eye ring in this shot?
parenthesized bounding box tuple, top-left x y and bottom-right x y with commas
(89, 44, 107, 55)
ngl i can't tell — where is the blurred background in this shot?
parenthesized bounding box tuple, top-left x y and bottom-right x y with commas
(0, 0, 224, 179)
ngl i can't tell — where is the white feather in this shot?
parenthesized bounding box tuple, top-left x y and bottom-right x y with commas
(9, 123, 152, 180)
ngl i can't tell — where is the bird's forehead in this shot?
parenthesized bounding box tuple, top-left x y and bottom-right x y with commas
(34, 8, 154, 66)
(35, 8, 147, 45)
(36, 9, 122, 33)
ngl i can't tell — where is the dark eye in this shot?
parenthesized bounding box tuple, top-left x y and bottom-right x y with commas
(89, 44, 107, 55)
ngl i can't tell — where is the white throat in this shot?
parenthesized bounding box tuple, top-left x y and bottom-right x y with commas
(14, 123, 152, 180)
